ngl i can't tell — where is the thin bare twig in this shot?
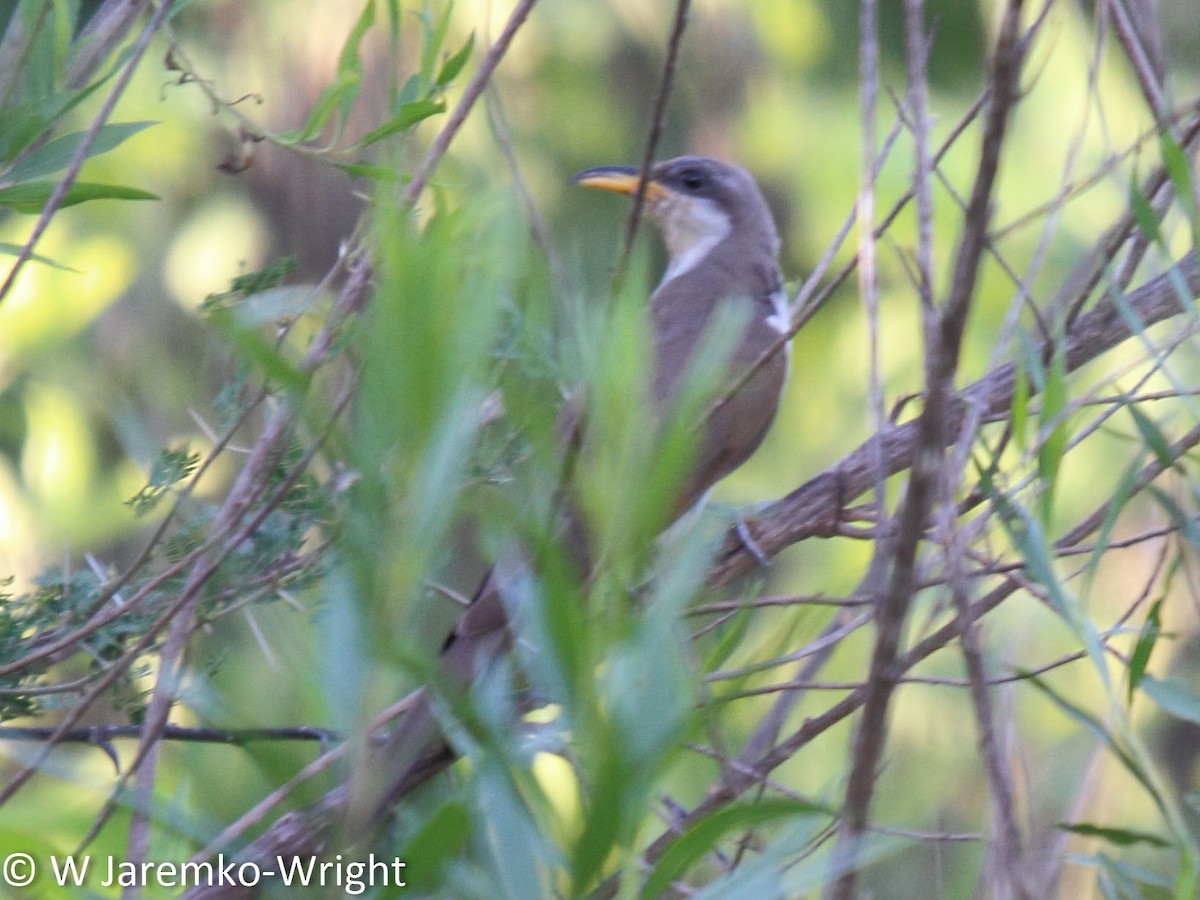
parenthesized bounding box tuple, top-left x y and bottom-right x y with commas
(617, 0, 692, 284)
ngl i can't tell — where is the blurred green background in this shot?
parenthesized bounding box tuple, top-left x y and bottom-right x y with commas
(3, 1, 1200, 897)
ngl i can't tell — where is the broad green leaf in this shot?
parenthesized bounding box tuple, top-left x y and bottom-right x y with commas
(1058, 821, 1171, 849)
(641, 799, 829, 900)
(356, 100, 446, 148)
(0, 180, 158, 213)
(1140, 675, 1200, 725)
(2, 121, 156, 184)
(436, 31, 475, 86)
(1127, 600, 1163, 705)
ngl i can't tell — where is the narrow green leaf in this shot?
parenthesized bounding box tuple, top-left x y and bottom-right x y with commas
(0, 81, 106, 163)
(1127, 600, 1163, 704)
(397, 800, 470, 887)
(2, 121, 156, 184)
(570, 742, 626, 894)
(356, 100, 446, 148)
(1012, 352, 1029, 451)
(995, 497, 1108, 684)
(337, 0, 377, 79)
(1022, 672, 1161, 808)
(641, 799, 829, 900)
(1127, 403, 1176, 470)
(1086, 450, 1142, 589)
(420, 1, 456, 88)
(1160, 132, 1198, 223)
(206, 309, 309, 394)
(0, 180, 158, 213)
(1140, 675, 1200, 725)
(336, 162, 405, 182)
(0, 241, 79, 272)
(436, 31, 475, 86)
(1058, 821, 1171, 849)
(1037, 340, 1069, 525)
(1129, 183, 1162, 241)
(284, 75, 359, 144)
(280, 1, 376, 144)
(1146, 486, 1200, 553)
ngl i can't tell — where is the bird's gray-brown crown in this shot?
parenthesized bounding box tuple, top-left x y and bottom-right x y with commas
(573, 156, 780, 284)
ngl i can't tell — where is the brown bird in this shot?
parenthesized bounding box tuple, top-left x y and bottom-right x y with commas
(365, 155, 791, 820)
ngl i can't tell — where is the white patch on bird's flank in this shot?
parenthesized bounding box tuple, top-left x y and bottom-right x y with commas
(769, 287, 793, 395)
(766, 287, 790, 334)
(656, 195, 732, 286)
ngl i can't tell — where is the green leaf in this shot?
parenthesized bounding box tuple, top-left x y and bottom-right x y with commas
(355, 100, 446, 148)
(397, 800, 470, 887)
(1037, 338, 1069, 525)
(1012, 351, 1029, 451)
(436, 31, 475, 86)
(1160, 132, 1198, 224)
(336, 162, 404, 182)
(1146, 485, 1200, 553)
(0, 180, 158, 213)
(995, 497, 1108, 684)
(1128, 600, 1163, 705)
(2, 121, 157, 185)
(1140, 675, 1200, 725)
(1023, 672, 1162, 810)
(206, 308, 309, 394)
(281, 0, 375, 144)
(0, 81, 107, 163)
(125, 446, 200, 516)
(420, 1, 456, 88)
(282, 74, 360, 144)
(641, 799, 829, 900)
(1086, 450, 1142, 589)
(0, 241, 79, 271)
(1058, 821, 1171, 849)
(1129, 183, 1162, 241)
(1127, 403, 1176, 470)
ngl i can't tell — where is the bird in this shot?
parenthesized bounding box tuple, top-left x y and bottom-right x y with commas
(362, 155, 791, 823)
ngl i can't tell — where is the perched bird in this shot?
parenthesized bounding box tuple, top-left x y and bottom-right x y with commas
(367, 155, 791, 819)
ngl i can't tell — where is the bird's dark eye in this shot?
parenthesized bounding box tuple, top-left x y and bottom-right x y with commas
(679, 169, 706, 192)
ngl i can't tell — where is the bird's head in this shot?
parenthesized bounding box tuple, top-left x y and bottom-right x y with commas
(572, 156, 779, 282)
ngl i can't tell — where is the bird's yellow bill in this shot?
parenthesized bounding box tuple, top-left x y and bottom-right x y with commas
(572, 165, 667, 201)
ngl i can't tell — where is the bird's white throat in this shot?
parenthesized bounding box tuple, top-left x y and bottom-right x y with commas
(656, 195, 732, 286)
